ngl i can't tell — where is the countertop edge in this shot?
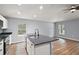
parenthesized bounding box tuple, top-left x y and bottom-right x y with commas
(34, 39, 58, 46)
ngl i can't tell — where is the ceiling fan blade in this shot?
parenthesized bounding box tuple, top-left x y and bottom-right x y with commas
(76, 6, 79, 10)
(63, 5, 77, 13)
(62, 5, 79, 13)
(62, 8, 70, 13)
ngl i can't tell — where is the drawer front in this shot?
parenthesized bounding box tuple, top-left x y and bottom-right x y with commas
(0, 40, 3, 55)
(0, 41, 3, 48)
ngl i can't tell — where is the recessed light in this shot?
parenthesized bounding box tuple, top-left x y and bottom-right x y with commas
(33, 14, 37, 18)
(40, 5, 43, 10)
(17, 4, 22, 6)
(17, 11, 21, 15)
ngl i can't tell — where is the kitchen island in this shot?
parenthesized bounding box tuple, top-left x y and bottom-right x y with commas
(25, 34, 58, 55)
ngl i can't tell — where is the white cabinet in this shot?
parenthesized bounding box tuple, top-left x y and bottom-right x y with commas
(27, 38, 34, 55)
(0, 40, 3, 55)
(27, 38, 51, 55)
(2, 19, 8, 29)
(0, 15, 8, 29)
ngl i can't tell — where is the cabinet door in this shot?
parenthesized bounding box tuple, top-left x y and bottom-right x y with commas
(0, 40, 3, 55)
(2, 19, 8, 29)
(0, 15, 8, 29)
(27, 38, 34, 55)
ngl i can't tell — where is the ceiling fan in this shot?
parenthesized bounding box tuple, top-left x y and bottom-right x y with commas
(64, 5, 79, 13)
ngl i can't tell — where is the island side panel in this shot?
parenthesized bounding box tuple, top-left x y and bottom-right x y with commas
(35, 43, 50, 55)
(27, 38, 34, 55)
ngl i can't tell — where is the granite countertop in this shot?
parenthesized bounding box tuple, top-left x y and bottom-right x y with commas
(27, 34, 58, 45)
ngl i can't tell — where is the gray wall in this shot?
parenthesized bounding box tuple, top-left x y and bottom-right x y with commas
(55, 19, 79, 41)
(6, 17, 54, 43)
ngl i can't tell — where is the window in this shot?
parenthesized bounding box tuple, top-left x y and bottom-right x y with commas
(18, 24, 26, 35)
(58, 24, 65, 35)
(58, 24, 62, 35)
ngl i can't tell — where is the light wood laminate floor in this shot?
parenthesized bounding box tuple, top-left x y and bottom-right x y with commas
(7, 39, 79, 55)
(7, 44, 16, 55)
(7, 42, 27, 55)
(52, 39, 79, 55)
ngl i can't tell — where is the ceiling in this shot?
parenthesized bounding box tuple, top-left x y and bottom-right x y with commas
(0, 4, 79, 22)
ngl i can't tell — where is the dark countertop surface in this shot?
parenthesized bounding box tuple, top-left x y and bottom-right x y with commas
(0, 32, 12, 41)
(27, 34, 58, 45)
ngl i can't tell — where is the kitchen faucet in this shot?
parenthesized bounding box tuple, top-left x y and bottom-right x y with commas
(35, 29, 39, 37)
